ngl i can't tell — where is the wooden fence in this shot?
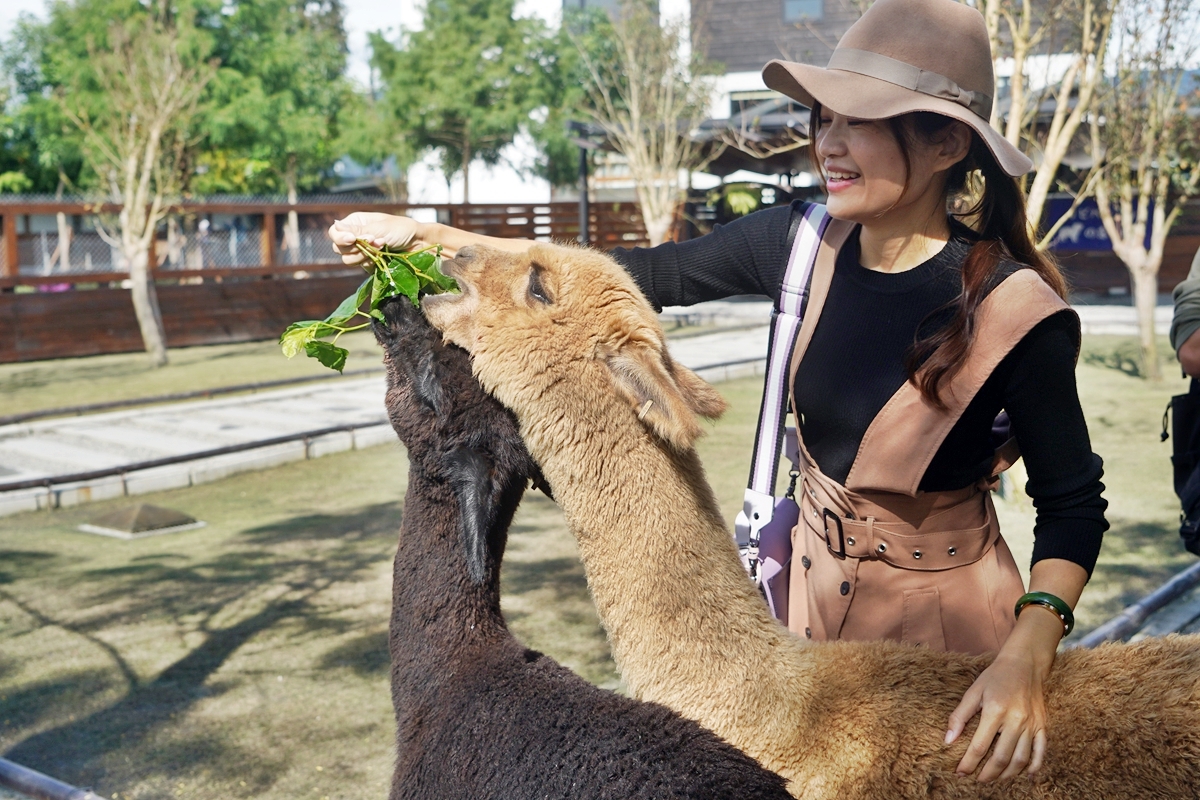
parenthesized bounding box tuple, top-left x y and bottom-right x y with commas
(0, 199, 650, 363)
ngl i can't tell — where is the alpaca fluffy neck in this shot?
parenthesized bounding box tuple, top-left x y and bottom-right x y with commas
(518, 393, 818, 753)
(390, 467, 509, 694)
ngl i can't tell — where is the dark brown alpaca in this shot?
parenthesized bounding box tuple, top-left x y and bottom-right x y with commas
(373, 298, 791, 800)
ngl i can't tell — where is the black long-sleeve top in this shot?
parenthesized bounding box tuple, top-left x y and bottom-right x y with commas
(611, 200, 1108, 576)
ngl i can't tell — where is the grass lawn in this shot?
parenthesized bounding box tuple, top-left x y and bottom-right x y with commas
(0, 331, 387, 419)
(0, 334, 1194, 798)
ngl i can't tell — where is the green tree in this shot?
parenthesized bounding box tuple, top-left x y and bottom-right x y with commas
(205, 0, 349, 261)
(372, 0, 547, 202)
(335, 85, 419, 202)
(523, 17, 593, 190)
(1, 8, 90, 194)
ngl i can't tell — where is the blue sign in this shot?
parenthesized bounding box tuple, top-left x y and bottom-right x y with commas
(1044, 197, 1153, 251)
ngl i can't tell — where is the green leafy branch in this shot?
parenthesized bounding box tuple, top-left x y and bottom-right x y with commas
(279, 240, 459, 372)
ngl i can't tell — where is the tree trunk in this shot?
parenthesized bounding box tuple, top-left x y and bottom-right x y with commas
(385, 171, 409, 203)
(285, 160, 300, 265)
(461, 139, 471, 205)
(56, 213, 72, 272)
(54, 177, 71, 272)
(127, 243, 169, 367)
(1131, 265, 1161, 380)
(643, 212, 672, 247)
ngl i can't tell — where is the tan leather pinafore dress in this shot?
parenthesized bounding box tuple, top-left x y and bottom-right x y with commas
(786, 221, 1075, 655)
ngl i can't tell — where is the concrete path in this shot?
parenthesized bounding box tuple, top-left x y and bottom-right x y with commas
(0, 378, 395, 516)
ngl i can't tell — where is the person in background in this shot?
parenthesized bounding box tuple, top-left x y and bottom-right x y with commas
(1168, 245, 1200, 556)
(1171, 246, 1200, 378)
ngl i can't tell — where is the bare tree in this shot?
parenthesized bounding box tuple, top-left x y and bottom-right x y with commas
(980, 0, 1115, 241)
(716, 110, 810, 163)
(1090, 0, 1199, 379)
(570, 0, 720, 246)
(60, 15, 214, 367)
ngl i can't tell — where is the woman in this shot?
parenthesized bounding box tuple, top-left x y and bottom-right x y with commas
(327, 0, 1107, 784)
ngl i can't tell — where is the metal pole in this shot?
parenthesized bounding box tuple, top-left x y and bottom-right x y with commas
(578, 146, 590, 246)
(0, 757, 103, 800)
(1072, 560, 1200, 647)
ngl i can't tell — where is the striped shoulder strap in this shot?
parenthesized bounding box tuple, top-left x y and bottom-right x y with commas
(735, 203, 830, 546)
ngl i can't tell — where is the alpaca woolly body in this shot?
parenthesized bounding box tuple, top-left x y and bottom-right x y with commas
(423, 242, 1200, 800)
(374, 298, 792, 800)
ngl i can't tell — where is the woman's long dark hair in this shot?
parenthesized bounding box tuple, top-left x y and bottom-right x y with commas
(808, 104, 1068, 410)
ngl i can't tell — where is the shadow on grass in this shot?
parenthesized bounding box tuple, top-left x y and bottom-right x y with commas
(0, 550, 57, 585)
(1083, 517, 1198, 623)
(0, 502, 403, 792)
(1081, 340, 1146, 377)
(500, 556, 591, 601)
(318, 631, 390, 676)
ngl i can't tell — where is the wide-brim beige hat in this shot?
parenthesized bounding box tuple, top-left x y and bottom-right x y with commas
(762, 0, 1032, 177)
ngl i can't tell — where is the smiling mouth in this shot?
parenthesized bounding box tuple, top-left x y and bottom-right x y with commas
(826, 171, 860, 182)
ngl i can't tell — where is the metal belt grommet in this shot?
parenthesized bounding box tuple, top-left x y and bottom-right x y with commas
(948, 546, 957, 556)
(847, 537, 856, 546)
(876, 543, 887, 554)
(913, 549, 923, 560)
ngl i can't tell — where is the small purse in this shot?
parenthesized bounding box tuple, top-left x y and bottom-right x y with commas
(735, 204, 833, 624)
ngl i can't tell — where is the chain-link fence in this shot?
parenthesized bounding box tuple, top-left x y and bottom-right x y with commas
(16, 230, 124, 276)
(158, 227, 264, 270)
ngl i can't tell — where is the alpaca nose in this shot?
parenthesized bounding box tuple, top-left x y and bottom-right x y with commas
(456, 246, 477, 262)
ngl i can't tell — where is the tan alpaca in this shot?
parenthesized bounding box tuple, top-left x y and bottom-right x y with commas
(423, 243, 1200, 799)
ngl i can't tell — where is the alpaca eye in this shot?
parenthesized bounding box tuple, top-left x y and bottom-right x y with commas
(527, 268, 551, 305)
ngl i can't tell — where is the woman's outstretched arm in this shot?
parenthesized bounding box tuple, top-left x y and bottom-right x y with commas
(327, 211, 533, 263)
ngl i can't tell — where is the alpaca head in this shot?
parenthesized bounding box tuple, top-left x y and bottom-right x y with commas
(373, 298, 546, 584)
(422, 243, 727, 452)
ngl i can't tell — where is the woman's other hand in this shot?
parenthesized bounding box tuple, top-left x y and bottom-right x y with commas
(328, 213, 426, 266)
(944, 628, 1052, 781)
(944, 559, 1086, 782)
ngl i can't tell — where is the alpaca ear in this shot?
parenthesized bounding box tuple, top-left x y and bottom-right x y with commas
(446, 447, 497, 585)
(603, 344, 725, 450)
(669, 360, 728, 421)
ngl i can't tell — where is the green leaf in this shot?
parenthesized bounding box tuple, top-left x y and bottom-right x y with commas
(280, 321, 321, 358)
(427, 262, 459, 293)
(369, 308, 386, 322)
(370, 272, 388, 309)
(390, 264, 421, 305)
(305, 340, 349, 373)
(407, 250, 437, 275)
(323, 276, 373, 326)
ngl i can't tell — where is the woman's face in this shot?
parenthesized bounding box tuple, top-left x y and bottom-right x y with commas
(814, 109, 963, 229)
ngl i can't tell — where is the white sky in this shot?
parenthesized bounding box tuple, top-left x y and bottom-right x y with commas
(1, 0, 691, 203)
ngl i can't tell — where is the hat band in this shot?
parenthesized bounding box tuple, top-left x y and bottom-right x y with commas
(826, 49, 993, 120)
